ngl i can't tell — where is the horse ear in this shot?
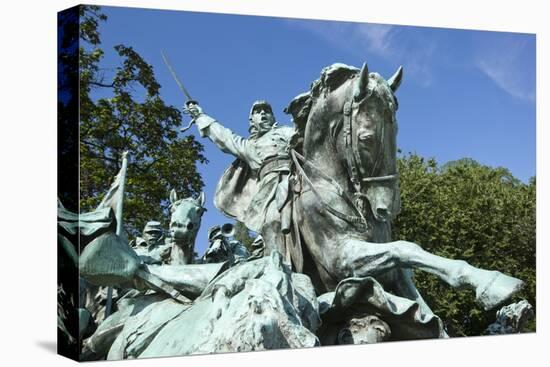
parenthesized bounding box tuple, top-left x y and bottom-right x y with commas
(354, 62, 369, 101)
(197, 192, 205, 207)
(388, 66, 403, 92)
(170, 189, 178, 204)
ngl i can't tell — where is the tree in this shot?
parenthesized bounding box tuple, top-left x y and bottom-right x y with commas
(234, 221, 255, 252)
(392, 153, 536, 336)
(77, 6, 207, 236)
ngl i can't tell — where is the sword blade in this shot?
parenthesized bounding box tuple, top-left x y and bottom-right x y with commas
(161, 50, 194, 102)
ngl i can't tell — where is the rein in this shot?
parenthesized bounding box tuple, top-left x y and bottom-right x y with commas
(290, 149, 369, 230)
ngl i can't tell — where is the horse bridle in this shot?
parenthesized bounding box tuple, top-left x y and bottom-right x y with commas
(290, 89, 399, 230)
(342, 96, 399, 211)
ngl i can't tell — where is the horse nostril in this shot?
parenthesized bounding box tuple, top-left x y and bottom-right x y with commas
(376, 207, 389, 218)
(186, 222, 194, 230)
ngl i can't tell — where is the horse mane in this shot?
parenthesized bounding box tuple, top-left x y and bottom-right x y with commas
(285, 64, 358, 133)
(285, 63, 398, 139)
(311, 63, 360, 98)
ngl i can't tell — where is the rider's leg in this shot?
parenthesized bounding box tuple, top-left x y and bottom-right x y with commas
(260, 204, 291, 264)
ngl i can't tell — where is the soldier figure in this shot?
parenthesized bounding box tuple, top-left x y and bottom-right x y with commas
(203, 224, 250, 264)
(186, 101, 300, 268)
(131, 221, 170, 264)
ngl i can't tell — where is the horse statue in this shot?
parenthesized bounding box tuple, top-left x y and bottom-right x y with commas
(284, 62, 524, 324)
(168, 190, 206, 265)
(77, 63, 528, 358)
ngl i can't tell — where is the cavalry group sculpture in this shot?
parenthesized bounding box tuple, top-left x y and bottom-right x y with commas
(67, 62, 528, 359)
(187, 62, 522, 310)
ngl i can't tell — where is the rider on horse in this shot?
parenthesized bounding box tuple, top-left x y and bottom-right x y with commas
(186, 101, 299, 266)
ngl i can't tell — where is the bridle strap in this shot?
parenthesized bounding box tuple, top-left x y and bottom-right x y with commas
(343, 97, 398, 188)
(291, 87, 399, 228)
(363, 174, 399, 183)
(343, 101, 362, 194)
(290, 149, 369, 230)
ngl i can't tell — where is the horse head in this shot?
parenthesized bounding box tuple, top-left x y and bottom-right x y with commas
(168, 189, 206, 264)
(286, 62, 403, 223)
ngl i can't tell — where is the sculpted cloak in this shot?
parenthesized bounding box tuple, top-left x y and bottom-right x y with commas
(213, 158, 259, 227)
(195, 116, 303, 269)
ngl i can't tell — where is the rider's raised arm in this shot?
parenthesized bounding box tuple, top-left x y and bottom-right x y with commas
(195, 115, 259, 168)
(185, 104, 259, 168)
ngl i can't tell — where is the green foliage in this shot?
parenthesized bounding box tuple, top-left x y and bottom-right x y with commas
(78, 6, 207, 236)
(234, 221, 255, 252)
(392, 153, 536, 336)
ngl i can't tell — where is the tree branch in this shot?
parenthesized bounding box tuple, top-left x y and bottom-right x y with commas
(82, 139, 106, 151)
(89, 81, 114, 88)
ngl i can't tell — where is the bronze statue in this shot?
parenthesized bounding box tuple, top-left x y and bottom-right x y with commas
(185, 101, 297, 263)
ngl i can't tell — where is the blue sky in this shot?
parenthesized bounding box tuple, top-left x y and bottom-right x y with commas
(91, 6, 536, 254)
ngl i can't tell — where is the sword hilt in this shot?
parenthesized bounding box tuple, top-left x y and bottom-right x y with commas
(180, 99, 204, 133)
(182, 100, 201, 117)
(181, 100, 200, 132)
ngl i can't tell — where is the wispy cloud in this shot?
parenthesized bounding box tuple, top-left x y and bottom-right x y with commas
(287, 19, 535, 99)
(475, 39, 535, 102)
(355, 23, 395, 58)
(285, 19, 437, 86)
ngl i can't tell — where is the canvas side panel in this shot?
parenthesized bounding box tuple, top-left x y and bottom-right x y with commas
(57, 5, 80, 362)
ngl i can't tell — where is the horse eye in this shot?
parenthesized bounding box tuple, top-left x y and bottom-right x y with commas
(187, 222, 194, 230)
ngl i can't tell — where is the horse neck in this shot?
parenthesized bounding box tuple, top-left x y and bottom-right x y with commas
(303, 117, 352, 192)
(170, 238, 194, 265)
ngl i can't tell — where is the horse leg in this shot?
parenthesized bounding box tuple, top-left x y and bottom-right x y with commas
(339, 239, 523, 310)
(386, 269, 435, 316)
(387, 268, 450, 338)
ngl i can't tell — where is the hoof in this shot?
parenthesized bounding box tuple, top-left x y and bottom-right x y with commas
(476, 271, 524, 311)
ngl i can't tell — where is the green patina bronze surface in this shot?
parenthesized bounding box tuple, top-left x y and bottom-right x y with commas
(72, 62, 528, 360)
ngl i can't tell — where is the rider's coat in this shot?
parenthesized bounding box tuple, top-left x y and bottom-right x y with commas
(195, 115, 297, 264)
